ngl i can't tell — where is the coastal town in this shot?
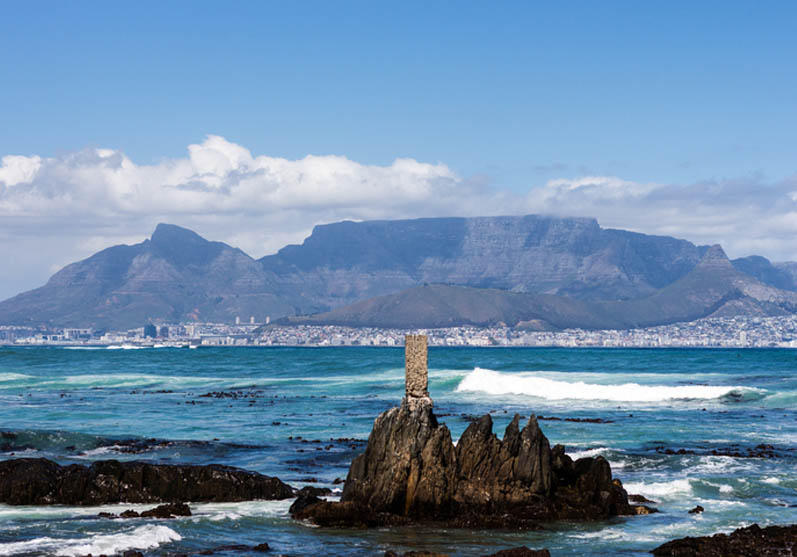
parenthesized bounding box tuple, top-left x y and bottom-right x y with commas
(3, 314, 797, 349)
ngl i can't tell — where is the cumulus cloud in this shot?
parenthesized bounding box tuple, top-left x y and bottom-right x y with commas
(1, 134, 796, 299)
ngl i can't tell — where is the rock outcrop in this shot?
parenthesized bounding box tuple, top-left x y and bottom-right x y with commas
(651, 523, 797, 556)
(0, 458, 294, 505)
(292, 398, 650, 527)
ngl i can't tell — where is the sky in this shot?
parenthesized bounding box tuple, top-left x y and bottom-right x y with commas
(1, 1, 796, 299)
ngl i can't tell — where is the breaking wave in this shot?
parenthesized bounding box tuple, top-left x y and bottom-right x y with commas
(455, 368, 764, 403)
(0, 524, 180, 556)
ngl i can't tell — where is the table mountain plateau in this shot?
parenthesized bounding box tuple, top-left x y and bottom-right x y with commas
(278, 245, 797, 330)
(1, 216, 796, 329)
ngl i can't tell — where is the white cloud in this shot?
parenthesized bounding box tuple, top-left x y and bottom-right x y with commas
(1, 135, 797, 300)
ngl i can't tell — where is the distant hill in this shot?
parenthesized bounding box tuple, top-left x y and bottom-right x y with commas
(278, 245, 797, 330)
(1, 216, 796, 329)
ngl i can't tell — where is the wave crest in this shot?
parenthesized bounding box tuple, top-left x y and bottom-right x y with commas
(455, 368, 763, 403)
(0, 525, 180, 557)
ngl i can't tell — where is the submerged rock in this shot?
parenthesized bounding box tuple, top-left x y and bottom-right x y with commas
(0, 458, 294, 505)
(98, 502, 192, 519)
(651, 523, 797, 556)
(293, 397, 651, 527)
(482, 548, 551, 557)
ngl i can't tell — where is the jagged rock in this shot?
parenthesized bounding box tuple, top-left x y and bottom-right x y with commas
(0, 458, 294, 505)
(293, 399, 649, 527)
(651, 523, 797, 556)
(688, 505, 704, 514)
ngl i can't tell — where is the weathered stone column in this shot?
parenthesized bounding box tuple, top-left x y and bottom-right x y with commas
(405, 334, 430, 407)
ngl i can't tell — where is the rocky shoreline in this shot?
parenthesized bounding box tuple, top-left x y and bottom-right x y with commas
(651, 523, 797, 556)
(0, 458, 294, 505)
(291, 397, 655, 528)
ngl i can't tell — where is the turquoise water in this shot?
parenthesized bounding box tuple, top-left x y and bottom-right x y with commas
(0, 346, 794, 556)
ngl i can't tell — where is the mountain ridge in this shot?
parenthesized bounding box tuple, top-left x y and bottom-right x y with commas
(279, 245, 797, 330)
(1, 216, 796, 329)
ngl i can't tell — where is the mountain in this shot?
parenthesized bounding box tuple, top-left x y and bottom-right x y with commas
(0, 224, 322, 329)
(2, 216, 796, 329)
(259, 215, 710, 307)
(279, 246, 797, 330)
(731, 255, 797, 291)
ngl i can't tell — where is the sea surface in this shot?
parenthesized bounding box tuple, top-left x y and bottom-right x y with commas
(0, 346, 795, 556)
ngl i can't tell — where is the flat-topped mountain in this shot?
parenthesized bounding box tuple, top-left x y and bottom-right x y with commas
(259, 215, 711, 304)
(1, 216, 796, 329)
(280, 245, 797, 329)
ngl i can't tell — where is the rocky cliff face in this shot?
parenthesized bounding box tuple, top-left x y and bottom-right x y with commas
(261, 215, 709, 307)
(292, 398, 647, 528)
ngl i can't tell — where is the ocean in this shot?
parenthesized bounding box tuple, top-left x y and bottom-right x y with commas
(0, 346, 794, 556)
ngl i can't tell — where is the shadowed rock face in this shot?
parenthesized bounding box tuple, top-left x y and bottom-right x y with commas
(294, 399, 645, 527)
(0, 458, 294, 505)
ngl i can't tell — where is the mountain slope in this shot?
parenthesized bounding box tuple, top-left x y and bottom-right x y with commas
(280, 246, 797, 330)
(0, 224, 322, 329)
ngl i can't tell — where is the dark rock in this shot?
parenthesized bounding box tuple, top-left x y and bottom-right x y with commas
(289, 493, 322, 515)
(688, 505, 704, 514)
(629, 494, 656, 504)
(140, 502, 192, 518)
(482, 548, 551, 557)
(294, 399, 649, 527)
(651, 523, 797, 556)
(122, 552, 144, 557)
(0, 458, 294, 505)
(119, 509, 140, 518)
(296, 486, 332, 497)
(253, 542, 271, 552)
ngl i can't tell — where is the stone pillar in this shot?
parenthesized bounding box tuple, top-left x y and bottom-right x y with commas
(405, 334, 428, 399)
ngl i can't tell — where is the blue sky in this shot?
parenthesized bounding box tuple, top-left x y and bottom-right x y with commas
(3, 1, 795, 186)
(1, 1, 797, 298)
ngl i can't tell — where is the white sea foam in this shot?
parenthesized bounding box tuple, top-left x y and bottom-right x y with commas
(623, 478, 693, 499)
(566, 447, 613, 460)
(75, 445, 122, 458)
(0, 373, 31, 381)
(0, 503, 153, 520)
(0, 525, 180, 557)
(455, 367, 760, 402)
(762, 476, 781, 484)
(190, 499, 294, 521)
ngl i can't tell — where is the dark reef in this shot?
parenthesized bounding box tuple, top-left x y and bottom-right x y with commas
(0, 458, 294, 505)
(651, 523, 797, 556)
